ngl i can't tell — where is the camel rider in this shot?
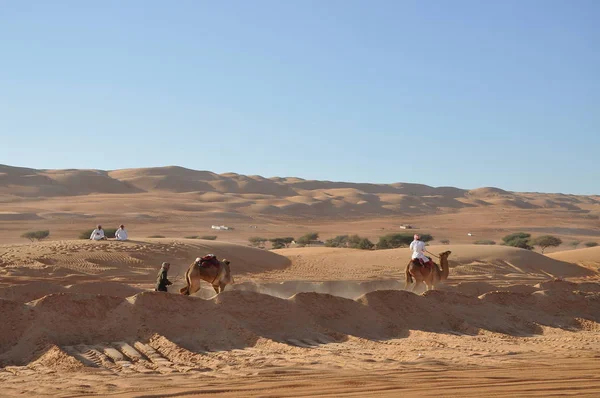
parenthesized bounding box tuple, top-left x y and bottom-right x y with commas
(155, 262, 173, 292)
(410, 234, 433, 267)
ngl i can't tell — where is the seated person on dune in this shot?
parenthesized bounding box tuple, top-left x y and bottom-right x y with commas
(115, 224, 128, 241)
(90, 225, 106, 241)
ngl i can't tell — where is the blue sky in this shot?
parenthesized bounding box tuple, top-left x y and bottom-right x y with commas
(1, 0, 598, 194)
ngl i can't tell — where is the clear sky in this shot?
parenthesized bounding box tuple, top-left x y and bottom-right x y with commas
(1, 0, 598, 194)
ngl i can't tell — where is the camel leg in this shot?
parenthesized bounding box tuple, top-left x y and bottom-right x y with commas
(189, 277, 201, 296)
(426, 275, 435, 291)
(412, 281, 422, 293)
(213, 285, 220, 294)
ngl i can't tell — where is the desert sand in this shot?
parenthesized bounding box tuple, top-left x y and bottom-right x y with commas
(1, 165, 600, 396)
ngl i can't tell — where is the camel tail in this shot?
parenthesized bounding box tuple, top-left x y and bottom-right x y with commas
(179, 267, 191, 295)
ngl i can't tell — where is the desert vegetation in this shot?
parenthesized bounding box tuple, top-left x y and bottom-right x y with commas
(474, 239, 496, 245)
(325, 235, 374, 250)
(376, 233, 433, 249)
(20, 230, 50, 242)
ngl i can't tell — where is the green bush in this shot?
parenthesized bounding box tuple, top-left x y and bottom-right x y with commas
(354, 237, 375, 250)
(21, 230, 50, 242)
(325, 235, 350, 248)
(148, 235, 166, 238)
(271, 241, 285, 249)
(376, 233, 433, 249)
(249, 236, 267, 247)
(440, 239, 450, 245)
(502, 232, 532, 250)
(296, 232, 319, 246)
(80, 228, 116, 239)
(531, 235, 562, 253)
(325, 234, 374, 250)
(200, 235, 217, 240)
(506, 238, 533, 250)
(502, 232, 531, 244)
(569, 241, 581, 247)
(584, 241, 598, 248)
(269, 237, 294, 249)
(474, 240, 496, 245)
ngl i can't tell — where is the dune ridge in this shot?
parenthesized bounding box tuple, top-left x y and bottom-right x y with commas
(2, 164, 599, 218)
(1, 280, 599, 369)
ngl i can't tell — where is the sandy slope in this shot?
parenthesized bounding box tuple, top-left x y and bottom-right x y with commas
(548, 246, 600, 270)
(1, 164, 600, 395)
(1, 282, 600, 396)
(268, 244, 595, 283)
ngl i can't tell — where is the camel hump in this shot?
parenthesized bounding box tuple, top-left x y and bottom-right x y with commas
(197, 254, 220, 268)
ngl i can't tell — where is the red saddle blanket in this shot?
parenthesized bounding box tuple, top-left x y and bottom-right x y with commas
(198, 254, 220, 268)
(413, 258, 434, 270)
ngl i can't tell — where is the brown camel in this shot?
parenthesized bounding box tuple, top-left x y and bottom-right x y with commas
(179, 258, 234, 295)
(405, 250, 451, 292)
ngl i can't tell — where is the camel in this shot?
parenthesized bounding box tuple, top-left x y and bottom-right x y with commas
(179, 257, 234, 296)
(405, 250, 451, 293)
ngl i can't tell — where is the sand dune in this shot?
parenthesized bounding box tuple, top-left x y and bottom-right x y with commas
(2, 165, 600, 396)
(1, 282, 599, 397)
(0, 239, 599, 396)
(0, 239, 291, 291)
(2, 164, 598, 219)
(270, 245, 594, 282)
(548, 246, 600, 270)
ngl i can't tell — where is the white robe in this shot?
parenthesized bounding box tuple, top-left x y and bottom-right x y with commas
(90, 229, 105, 240)
(409, 239, 429, 261)
(115, 228, 128, 241)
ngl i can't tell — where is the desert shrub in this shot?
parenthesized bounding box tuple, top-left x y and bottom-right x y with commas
(79, 228, 116, 239)
(325, 235, 350, 247)
(249, 236, 267, 247)
(474, 240, 496, 245)
(200, 235, 217, 240)
(296, 232, 319, 246)
(147, 235, 166, 238)
(569, 241, 581, 247)
(21, 230, 50, 242)
(325, 234, 374, 250)
(440, 239, 450, 245)
(502, 232, 531, 244)
(506, 238, 533, 250)
(271, 241, 285, 249)
(269, 237, 294, 249)
(501, 232, 532, 250)
(530, 235, 562, 253)
(354, 237, 375, 250)
(376, 233, 433, 250)
(584, 241, 598, 248)
(185, 236, 200, 239)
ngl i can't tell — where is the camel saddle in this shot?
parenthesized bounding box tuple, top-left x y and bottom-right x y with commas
(197, 254, 220, 268)
(413, 258, 434, 270)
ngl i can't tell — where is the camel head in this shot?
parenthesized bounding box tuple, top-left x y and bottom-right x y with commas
(439, 250, 451, 258)
(220, 259, 234, 284)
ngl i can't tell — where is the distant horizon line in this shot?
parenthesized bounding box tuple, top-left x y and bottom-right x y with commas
(1, 163, 597, 197)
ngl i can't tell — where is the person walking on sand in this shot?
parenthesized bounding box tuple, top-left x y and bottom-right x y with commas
(115, 224, 128, 241)
(90, 225, 106, 240)
(155, 262, 173, 292)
